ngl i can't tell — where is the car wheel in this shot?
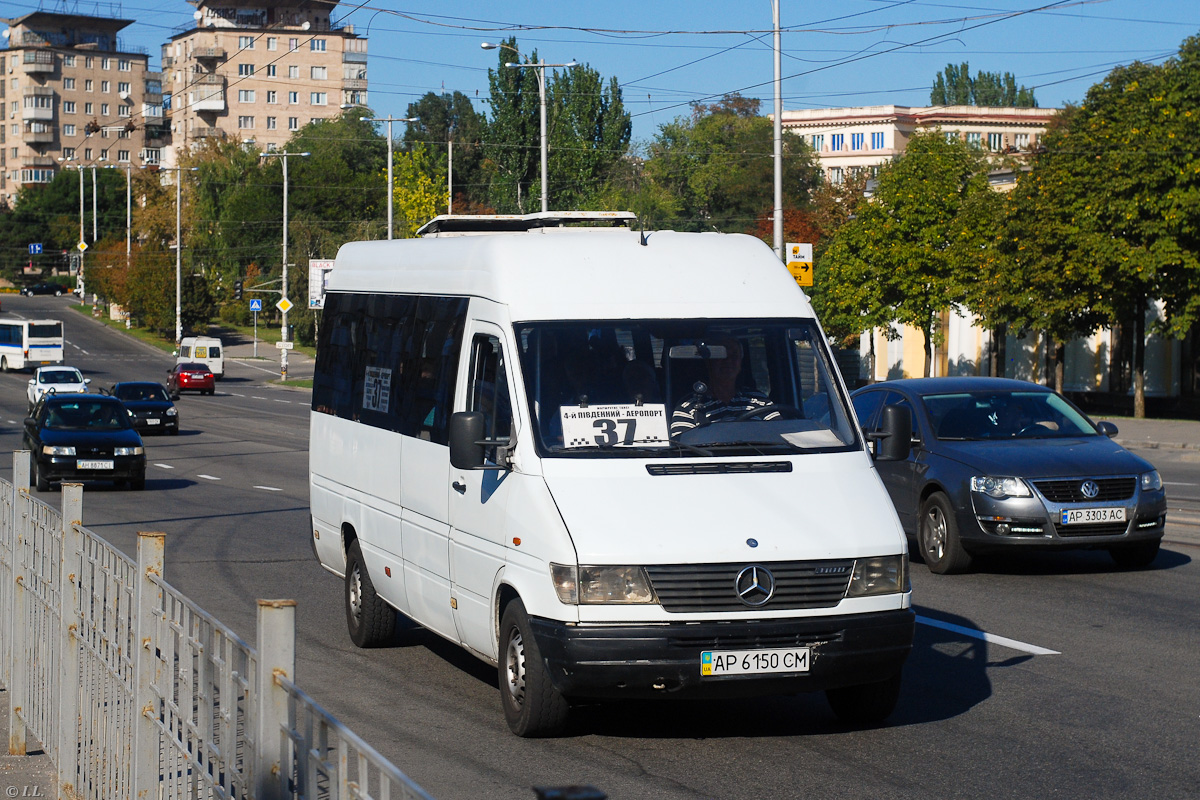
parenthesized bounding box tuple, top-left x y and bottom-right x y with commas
(826, 670, 903, 726)
(0, 357, 8, 373)
(919, 492, 973, 574)
(169, 426, 179, 436)
(345, 539, 396, 648)
(32, 456, 50, 492)
(1109, 539, 1160, 569)
(499, 598, 569, 737)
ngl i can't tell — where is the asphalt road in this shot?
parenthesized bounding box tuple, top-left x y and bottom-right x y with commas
(1, 293, 1197, 800)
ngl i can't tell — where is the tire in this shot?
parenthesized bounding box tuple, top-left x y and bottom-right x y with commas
(129, 473, 146, 491)
(33, 457, 50, 492)
(919, 492, 973, 574)
(0, 357, 8, 373)
(344, 539, 396, 648)
(1109, 539, 1160, 569)
(169, 426, 179, 436)
(55, 290, 63, 296)
(826, 671, 903, 726)
(499, 598, 569, 737)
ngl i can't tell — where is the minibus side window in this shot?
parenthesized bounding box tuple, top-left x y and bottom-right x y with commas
(467, 334, 511, 464)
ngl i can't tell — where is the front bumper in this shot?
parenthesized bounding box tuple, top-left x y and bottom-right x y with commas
(131, 415, 178, 433)
(529, 609, 914, 700)
(39, 455, 146, 483)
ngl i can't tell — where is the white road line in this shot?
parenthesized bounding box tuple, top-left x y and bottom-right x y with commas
(154, 463, 174, 469)
(251, 396, 267, 400)
(232, 393, 246, 397)
(1164, 481, 1198, 486)
(273, 399, 291, 404)
(916, 615, 1060, 656)
(255, 485, 282, 492)
(197, 474, 221, 481)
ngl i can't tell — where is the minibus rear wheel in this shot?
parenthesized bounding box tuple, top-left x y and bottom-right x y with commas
(345, 539, 396, 647)
(499, 599, 569, 737)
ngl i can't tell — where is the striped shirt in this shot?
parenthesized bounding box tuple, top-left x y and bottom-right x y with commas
(670, 391, 778, 435)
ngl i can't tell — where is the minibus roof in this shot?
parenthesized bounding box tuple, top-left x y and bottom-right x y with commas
(330, 215, 816, 321)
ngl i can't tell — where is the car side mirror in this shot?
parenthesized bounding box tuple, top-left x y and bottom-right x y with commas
(1096, 420, 1118, 438)
(870, 405, 912, 462)
(84, 378, 92, 385)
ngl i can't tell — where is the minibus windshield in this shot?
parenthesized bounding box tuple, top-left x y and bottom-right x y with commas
(515, 320, 859, 457)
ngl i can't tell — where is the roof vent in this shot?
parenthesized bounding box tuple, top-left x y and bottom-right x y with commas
(418, 210, 637, 237)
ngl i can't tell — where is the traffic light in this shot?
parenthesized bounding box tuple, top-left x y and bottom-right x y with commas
(234, 279, 243, 300)
(84, 119, 101, 135)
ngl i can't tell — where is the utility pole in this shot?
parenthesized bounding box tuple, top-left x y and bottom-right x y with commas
(359, 116, 417, 239)
(260, 151, 309, 379)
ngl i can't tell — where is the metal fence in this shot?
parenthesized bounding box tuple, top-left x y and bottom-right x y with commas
(0, 453, 434, 800)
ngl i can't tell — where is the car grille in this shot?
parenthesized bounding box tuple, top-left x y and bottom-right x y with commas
(645, 560, 854, 613)
(1054, 521, 1131, 537)
(664, 624, 847, 650)
(1034, 477, 1136, 502)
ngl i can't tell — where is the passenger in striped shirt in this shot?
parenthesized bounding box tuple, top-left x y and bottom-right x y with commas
(670, 337, 779, 435)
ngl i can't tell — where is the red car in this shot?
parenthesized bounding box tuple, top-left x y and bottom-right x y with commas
(167, 362, 215, 397)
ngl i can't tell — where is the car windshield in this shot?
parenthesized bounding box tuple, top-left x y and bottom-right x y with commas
(924, 390, 1099, 440)
(115, 384, 169, 402)
(44, 401, 130, 431)
(515, 319, 859, 457)
(40, 370, 81, 384)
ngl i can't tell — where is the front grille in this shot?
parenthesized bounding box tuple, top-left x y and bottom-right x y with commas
(646, 560, 853, 613)
(646, 461, 792, 476)
(1054, 521, 1130, 537)
(1034, 477, 1136, 502)
(665, 625, 846, 650)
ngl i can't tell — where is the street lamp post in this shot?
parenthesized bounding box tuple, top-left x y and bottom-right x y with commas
(481, 42, 576, 213)
(158, 166, 198, 348)
(259, 151, 310, 379)
(359, 116, 418, 239)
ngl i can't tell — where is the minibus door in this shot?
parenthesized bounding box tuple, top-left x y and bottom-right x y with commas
(448, 322, 516, 659)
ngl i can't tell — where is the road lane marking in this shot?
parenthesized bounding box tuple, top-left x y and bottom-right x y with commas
(273, 399, 291, 404)
(916, 615, 1060, 656)
(232, 393, 246, 397)
(1165, 481, 1197, 486)
(252, 396, 267, 400)
(155, 463, 174, 469)
(197, 474, 221, 481)
(255, 486, 282, 492)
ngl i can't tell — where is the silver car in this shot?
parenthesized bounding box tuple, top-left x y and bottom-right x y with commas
(851, 377, 1166, 574)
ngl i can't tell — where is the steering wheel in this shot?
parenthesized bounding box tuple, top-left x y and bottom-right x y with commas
(733, 404, 803, 422)
(1016, 423, 1051, 437)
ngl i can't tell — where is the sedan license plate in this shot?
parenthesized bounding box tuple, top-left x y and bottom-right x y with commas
(701, 647, 810, 677)
(146, 418, 160, 425)
(77, 459, 114, 470)
(1061, 507, 1126, 525)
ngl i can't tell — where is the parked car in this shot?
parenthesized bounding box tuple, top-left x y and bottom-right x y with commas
(167, 362, 215, 396)
(24, 394, 146, 491)
(851, 377, 1166, 573)
(21, 282, 71, 297)
(27, 365, 90, 411)
(109, 381, 179, 435)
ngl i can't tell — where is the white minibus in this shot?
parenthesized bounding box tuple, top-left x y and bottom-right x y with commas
(309, 212, 914, 737)
(0, 318, 64, 371)
(177, 336, 225, 378)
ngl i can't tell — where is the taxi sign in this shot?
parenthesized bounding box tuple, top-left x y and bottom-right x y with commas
(785, 242, 812, 287)
(76, 241, 89, 253)
(276, 297, 294, 314)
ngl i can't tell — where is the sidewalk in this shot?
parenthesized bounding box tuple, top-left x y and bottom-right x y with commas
(0, 690, 55, 798)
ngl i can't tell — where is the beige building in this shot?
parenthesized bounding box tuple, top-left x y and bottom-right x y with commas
(163, 0, 367, 165)
(1, 10, 164, 208)
(780, 105, 1057, 189)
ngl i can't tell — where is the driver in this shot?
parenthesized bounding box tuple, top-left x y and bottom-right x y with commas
(670, 337, 778, 436)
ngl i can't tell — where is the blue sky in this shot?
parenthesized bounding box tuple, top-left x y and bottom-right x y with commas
(7, 1, 1199, 142)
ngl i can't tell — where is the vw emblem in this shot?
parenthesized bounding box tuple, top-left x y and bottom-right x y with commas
(1080, 480, 1100, 499)
(735, 565, 775, 607)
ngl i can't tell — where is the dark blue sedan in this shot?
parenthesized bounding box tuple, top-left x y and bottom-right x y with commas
(110, 381, 179, 435)
(851, 377, 1166, 573)
(24, 394, 147, 491)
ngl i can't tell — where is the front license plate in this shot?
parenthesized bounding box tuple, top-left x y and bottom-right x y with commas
(701, 647, 810, 677)
(76, 459, 114, 470)
(1061, 507, 1126, 525)
(145, 418, 160, 425)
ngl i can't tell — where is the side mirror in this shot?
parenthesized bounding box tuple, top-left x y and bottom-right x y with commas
(873, 405, 912, 462)
(84, 378, 92, 385)
(449, 411, 486, 470)
(1096, 420, 1119, 438)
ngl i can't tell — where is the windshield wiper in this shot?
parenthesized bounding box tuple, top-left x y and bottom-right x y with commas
(593, 441, 715, 457)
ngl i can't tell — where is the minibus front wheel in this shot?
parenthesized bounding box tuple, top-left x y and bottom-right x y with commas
(344, 539, 396, 648)
(499, 599, 569, 737)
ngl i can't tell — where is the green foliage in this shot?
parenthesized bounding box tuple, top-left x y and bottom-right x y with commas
(403, 91, 488, 210)
(931, 63, 1037, 107)
(392, 143, 446, 238)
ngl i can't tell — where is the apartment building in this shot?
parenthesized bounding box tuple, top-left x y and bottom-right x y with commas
(163, 1, 367, 164)
(780, 105, 1057, 189)
(1, 10, 164, 208)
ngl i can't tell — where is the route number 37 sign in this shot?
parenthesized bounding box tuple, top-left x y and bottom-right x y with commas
(559, 404, 671, 448)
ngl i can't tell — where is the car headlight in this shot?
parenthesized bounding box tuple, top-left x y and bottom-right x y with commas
(550, 563, 657, 605)
(166, 407, 177, 417)
(114, 446, 144, 456)
(845, 555, 908, 598)
(1141, 470, 1162, 491)
(43, 445, 75, 456)
(970, 476, 1032, 499)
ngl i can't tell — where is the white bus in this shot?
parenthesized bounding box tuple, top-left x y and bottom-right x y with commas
(0, 319, 64, 371)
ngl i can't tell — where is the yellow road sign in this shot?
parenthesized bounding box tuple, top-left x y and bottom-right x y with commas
(276, 297, 294, 314)
(76, 241, 88, 253)
(785, 242, 813, 287)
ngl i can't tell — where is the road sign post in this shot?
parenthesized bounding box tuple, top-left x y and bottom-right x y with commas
(249, 299, 263, 358)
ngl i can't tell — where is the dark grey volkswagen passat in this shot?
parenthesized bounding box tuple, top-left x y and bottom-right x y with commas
(851, 378, 1165, 573)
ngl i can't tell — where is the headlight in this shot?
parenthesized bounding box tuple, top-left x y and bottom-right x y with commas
(845, 555, 908, 598)
(970, 476, 1031, 499)
(114, 446, 144, 456)
(43, 445, 75, 456)
(1141, 470, 1162, 491)
(549, 563, 656, 605)
(166, 407, 177, 417)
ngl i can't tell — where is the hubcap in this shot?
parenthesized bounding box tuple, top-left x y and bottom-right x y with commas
(505, 629, 527, 706)
(349, 564, 362, 622)
(923, 506, 947, 562)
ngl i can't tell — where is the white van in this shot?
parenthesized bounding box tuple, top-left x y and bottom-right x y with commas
(308, 212, 914, 737)
(177, 336, 224, 379)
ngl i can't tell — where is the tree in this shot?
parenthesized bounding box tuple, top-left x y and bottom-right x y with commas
(931, 63, 1037, 107)
(403, 91, 489, 211)
(392, 143, 446, 238)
